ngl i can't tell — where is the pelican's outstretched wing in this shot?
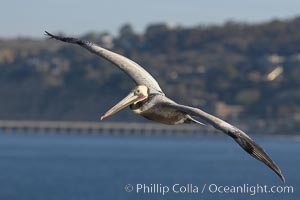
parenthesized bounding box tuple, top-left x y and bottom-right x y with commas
(163, 102, 285, 182)
(45, 31, 163, 94)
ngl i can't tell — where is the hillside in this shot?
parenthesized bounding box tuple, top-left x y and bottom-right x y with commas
(0, 17, 300, 134)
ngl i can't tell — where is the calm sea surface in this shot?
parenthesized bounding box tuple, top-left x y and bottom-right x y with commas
(0, 132, 298, 200)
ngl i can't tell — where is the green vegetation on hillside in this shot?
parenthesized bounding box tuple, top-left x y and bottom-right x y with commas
(0, 18, 300, 134)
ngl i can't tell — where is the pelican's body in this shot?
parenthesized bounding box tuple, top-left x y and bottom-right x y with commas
(45, 31, 285, 182)
(138, 106, 188, 125)
(130, 95, 190, 125)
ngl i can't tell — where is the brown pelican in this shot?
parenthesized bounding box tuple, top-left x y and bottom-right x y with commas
(45, 31, 285, 182)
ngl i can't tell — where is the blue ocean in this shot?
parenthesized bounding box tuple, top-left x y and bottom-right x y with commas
(0, 132, 298, 200)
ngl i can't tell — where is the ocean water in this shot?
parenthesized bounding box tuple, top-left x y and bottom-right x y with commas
(0, 132, 298, 200)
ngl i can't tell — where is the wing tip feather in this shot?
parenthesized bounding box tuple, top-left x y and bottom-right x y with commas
(233, 129, 285, 182)
(44, 31, 87, 46)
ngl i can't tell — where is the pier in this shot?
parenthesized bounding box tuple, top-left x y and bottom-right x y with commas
(0, 120, 218, 136)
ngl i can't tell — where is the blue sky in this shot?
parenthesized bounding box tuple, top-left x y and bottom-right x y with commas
(1, 0, 300, 38)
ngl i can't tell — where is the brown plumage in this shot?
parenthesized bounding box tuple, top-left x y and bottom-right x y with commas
(45, 31, 285, 182)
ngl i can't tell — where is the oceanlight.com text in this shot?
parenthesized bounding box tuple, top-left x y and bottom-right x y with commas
(124, 183, 294, 196)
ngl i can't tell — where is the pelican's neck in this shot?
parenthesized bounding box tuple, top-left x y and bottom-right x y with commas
(130, 100, 146, 114)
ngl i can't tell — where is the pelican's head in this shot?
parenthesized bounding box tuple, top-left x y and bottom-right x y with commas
(100, 85, 148, 120)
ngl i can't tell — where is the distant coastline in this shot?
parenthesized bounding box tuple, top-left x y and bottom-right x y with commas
(0, 17, 299, 135)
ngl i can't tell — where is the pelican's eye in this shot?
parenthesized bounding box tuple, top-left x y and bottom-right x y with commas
(135, 89, 140, 95)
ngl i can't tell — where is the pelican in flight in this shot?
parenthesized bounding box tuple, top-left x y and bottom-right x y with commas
(45, 31, 285, 182)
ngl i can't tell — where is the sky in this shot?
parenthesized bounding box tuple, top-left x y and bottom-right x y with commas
(1, 0, 300, 38)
